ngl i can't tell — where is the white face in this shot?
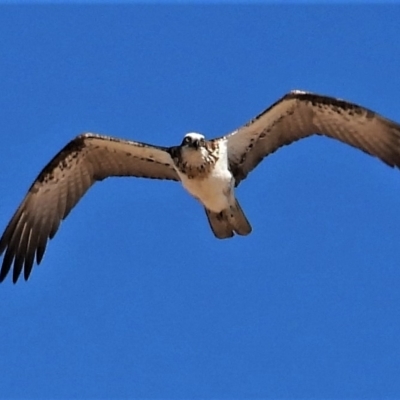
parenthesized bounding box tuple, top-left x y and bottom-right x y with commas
(180, 132, 209, 164)
(181, 132, 206, 149)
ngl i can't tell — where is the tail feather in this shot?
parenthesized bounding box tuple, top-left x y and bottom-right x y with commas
(228, 199, 252, 236)
(204, 208, 234, 239)
(204, 199, 252, 239)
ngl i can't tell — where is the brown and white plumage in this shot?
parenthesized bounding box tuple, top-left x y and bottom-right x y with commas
(2, 90, 400, 283)
(0, 133, 178, 283)
(225, 90, 400, 184)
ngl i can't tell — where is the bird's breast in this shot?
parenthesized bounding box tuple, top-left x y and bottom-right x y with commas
(178, 157, 234, 212)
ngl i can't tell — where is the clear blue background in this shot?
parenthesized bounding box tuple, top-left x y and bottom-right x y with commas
(1, 4, 400, 399)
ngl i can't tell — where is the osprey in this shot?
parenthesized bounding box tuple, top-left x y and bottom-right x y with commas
(2, 90, 400, 283)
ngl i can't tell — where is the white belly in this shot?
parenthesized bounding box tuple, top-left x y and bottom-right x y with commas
(180, 167, 234, 212)
(174, 138, 234, 212)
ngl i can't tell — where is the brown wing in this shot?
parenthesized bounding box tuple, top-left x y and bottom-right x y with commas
(224, 90, 400, 184)
(0, 133, 179, 283)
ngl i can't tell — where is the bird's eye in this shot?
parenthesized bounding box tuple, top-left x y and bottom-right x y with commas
(183, 137, 191, 145)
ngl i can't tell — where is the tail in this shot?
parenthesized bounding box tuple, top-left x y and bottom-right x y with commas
(204, 199, 252, 239)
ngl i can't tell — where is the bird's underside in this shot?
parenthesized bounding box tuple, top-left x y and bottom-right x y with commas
(2, 89, 400, 283)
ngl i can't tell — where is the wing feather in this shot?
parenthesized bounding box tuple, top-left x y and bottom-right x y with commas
(225, 91, 400, 184)
(13, 222, 30, 282)
(24, 228, 36, 280)
(0, 132, 179, 282)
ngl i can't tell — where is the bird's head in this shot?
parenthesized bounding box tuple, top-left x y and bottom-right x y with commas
(181, 132, 206, 150)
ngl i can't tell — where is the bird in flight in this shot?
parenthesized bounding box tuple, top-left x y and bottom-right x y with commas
(1, 90, 400, 283)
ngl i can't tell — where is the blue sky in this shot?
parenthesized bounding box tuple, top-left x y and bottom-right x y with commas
(1, 4, 400, 399)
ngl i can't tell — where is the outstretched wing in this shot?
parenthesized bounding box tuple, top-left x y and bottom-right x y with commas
(224, 90, 400, 184)
(0, 133, 178, 283)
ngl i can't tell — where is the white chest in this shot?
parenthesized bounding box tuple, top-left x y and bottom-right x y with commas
(176, 141, 234, 212)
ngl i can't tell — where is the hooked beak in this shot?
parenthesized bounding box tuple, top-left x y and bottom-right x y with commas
(193, 138, 206, 150)
(192, 140, 200, 150)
